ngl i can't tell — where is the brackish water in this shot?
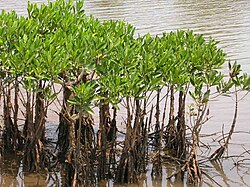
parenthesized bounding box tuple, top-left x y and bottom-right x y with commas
(1, 0, 250, 186)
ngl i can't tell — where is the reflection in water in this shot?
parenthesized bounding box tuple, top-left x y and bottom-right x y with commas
(211, 160, 232, 187)
(0, 153, 62, 186)
(207, 159, 250, 187)
(0, 153, 22, 186)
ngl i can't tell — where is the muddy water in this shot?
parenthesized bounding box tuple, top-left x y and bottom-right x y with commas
(1, 0, 250, 186)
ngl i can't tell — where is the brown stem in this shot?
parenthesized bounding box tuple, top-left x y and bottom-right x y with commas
(168, 85, 175, 129)
(115, 97, 136, 184)
(164, 85, 177, 155)
(3, 84, 15, 151)
(225, 91, 238, 146)
(97, 99, 110, 180)
(155, 89, 160, 133)
(13, 78, 21, 149)
(210, 89, 238, 160)
(152, 89, 162, 176)
(176, 90, 186, 158)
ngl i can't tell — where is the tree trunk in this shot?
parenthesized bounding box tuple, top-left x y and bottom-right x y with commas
(3, 83, 21, 152)
(116, 97, 135, 183)
(116, 98, 145, 184)
(97, 100, 110, 180)
(152, 89, 162, 176)
(176, 90, 186, 159)
(23, 91, 36, 171)
(164, 85, 177, 154)
(23, 81, 48, 172)
(57, 84, 76, 185)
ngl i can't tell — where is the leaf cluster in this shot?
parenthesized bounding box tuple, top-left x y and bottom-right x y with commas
(0, 0, 249, 113)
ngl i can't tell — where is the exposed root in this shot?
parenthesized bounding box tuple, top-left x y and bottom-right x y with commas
(210, 90, 238, 161)
(23, 139, 47, 171)
(167, 147, 202, 185)
(151, 150, 162, 177)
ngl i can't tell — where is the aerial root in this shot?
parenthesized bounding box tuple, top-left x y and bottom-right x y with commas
(167, 150, 202, 185)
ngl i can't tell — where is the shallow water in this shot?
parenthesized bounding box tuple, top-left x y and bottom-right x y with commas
(1, 0, 250, 186)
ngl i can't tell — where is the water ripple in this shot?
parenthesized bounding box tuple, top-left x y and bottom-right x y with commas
(83, 0, 250, 72)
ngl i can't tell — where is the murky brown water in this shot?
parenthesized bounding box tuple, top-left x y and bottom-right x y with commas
(1, 0, 250, 186)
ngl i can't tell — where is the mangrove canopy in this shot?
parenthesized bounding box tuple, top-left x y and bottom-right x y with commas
(0, 0, 250, 186)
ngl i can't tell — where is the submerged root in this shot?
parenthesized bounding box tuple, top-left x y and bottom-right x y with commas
(23, 139, 46, 171)
(151, 150, 162, 177)
(163, 125, 178, 156)
(167, 147, 202, 185)
(186, 150, 202, 184)
(116, 149, 138, 184)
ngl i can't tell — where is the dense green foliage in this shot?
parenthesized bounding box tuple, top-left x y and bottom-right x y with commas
(1, 0, 249, 104)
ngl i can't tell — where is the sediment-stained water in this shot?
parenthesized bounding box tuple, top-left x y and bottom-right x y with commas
(0, 0, 250, 186)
